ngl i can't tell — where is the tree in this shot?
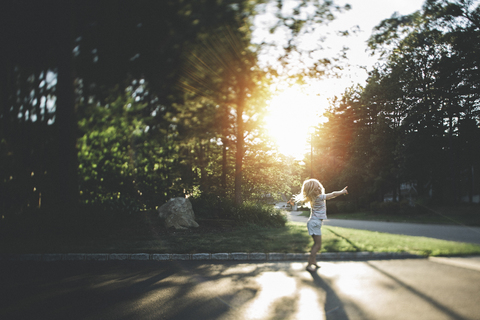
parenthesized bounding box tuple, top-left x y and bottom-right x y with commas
(1, 0, 258, 212)
(178, 0, 352, 205)
(325, 0, 480, 205)
(0, 0, 368, 215)
(0, 0, 78, 211)
(178, 22, 272, 205)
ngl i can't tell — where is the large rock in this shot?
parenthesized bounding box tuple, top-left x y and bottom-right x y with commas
(158, 197, 199, 230)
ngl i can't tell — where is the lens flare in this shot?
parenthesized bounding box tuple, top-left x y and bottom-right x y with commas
(265, 86, 327, 159)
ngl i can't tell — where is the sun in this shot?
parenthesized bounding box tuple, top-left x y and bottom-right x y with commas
(265, 85, 328, 159)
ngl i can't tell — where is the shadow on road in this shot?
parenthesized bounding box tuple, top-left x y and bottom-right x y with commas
(306, 270, 351, 320)
(0, 261, 240, 320)
(366, 261, 469, 320)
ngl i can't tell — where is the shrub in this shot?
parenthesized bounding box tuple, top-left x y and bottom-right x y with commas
(327, 202, 338, 214)
(189, 193, 236, 219)
(189, 193, 287, 227)
(370, 200, 413, 215)
(232, 201, 287, 227)
(335, 201, 356, 213)
(98, 197, 143, 215)
(78, 197, 143, 220)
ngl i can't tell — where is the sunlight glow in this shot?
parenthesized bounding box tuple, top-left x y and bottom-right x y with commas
(297, 287, 325, 319)
(245, 271, 297, 319)
(265, 85, 328, 159)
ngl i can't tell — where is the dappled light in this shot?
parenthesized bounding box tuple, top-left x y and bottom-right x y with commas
(1, 1, 480, 319)
(245, 271, 297, 319)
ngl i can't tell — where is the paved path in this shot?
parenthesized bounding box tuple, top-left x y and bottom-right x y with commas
(2, 258, 480, 320)
(279, 204, 480, 245)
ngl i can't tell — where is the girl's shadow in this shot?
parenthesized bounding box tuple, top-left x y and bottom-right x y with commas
(307, 270, 352, 320)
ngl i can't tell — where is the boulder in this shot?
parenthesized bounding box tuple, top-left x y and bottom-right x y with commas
(158, 197, 199, 230)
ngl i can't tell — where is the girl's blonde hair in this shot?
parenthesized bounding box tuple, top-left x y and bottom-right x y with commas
(296, 179, 324, 206)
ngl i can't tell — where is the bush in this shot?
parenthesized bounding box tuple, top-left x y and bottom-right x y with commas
(370, 200, 413, 215)
(189, 193, 287, 227)
(326, 202, 338, 214)
(232, 201, 287, 227)
(189, 193, 236, 219)
(335, 201, 356, 213)
(97, 197, 143, 215)
(76, 197, 143, 226)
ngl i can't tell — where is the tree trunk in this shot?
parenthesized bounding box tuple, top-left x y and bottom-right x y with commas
(221, 104, 229, 197)
(468, 165, 473, 204)
(448, 113, 458, 204)
(234, 79, 245, 206)
(221, 138, 228, 196)
(199, 141, 207, 192)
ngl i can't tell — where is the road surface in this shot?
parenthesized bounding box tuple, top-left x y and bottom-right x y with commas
(1, 258, 480, 320)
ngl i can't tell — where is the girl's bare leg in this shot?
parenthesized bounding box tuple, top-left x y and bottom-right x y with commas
(307, 235, 322, 269)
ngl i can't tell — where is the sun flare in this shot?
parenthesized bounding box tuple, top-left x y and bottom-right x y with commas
(265, 86, 328, 159)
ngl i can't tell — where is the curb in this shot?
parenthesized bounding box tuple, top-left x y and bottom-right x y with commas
(0, 252, 425, 262)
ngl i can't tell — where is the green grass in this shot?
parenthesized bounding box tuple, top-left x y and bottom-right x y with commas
(299, 210, 424, 223)
(322, 225, 480, 256)
(299, 205, 480, 226)
(2, 218, 480, 257)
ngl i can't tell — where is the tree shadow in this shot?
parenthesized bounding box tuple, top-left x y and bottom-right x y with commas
(0, 260, 251, 320)
(366, 261, 470, 320)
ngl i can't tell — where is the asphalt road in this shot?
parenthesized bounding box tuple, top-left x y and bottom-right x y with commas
(2, 258, 480, 320)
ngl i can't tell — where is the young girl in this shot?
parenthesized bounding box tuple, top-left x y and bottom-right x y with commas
(297, 179, 348, 272)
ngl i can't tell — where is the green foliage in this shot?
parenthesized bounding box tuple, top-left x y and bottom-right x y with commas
(311, 0, 480, 206)
(232, 201, 287, 227)
(1, 0, 267, 213)
(370, 200, 413, 215)
(78, 94, 154, 205)
(327, 201, 356, 214)
(1, 0, 355, 215)
(189, 193, 237, 219)
(189, 193, 286, 227)
(335, 201, 356, 213)
(92, 198, 143, 216)
(242, 148, 303, 202)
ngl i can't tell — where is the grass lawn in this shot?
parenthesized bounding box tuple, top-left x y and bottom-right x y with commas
(2, 216, 480, 257)
(322, 225, 480, 256)
(299, 205, 480, 226)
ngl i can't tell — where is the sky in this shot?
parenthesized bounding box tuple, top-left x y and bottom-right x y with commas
(255, 0, 426, 159)
(309, 0, 427, 95)
(254, 0, 426, 95)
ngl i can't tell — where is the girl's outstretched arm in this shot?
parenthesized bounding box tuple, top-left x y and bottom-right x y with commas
(325, 186, 348, 200)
